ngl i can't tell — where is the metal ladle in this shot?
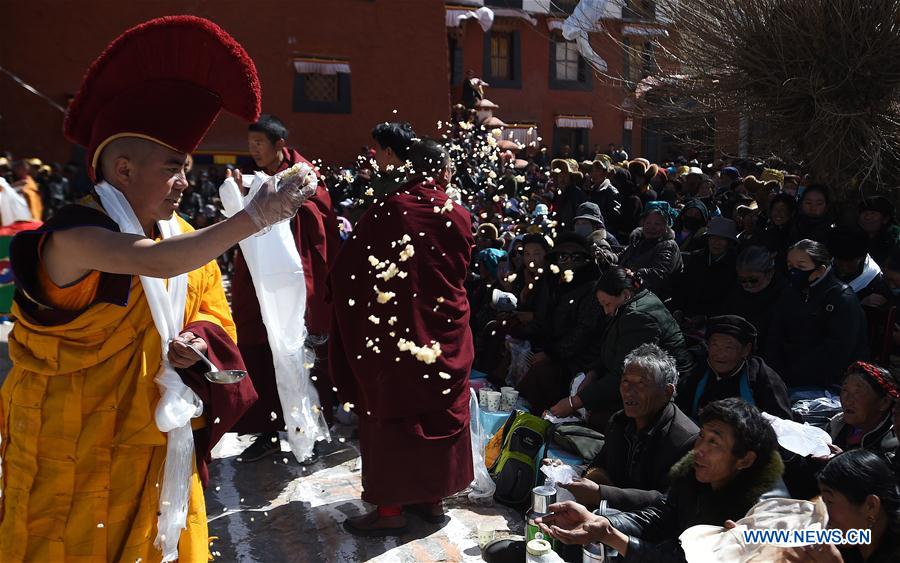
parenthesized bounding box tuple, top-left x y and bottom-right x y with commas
(183, 341, 247, 384)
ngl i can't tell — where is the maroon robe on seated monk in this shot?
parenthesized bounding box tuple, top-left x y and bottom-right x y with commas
(329, 177, 475, 506)
(232, 147, 340, 433)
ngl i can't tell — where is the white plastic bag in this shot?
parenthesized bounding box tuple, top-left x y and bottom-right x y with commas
(505, 337, 532, 386)
(761, 412, 832, 458)
(468, 388, 496, 504)
(220, 172, 330, 463)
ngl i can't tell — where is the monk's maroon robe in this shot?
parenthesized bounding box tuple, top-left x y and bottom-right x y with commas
(329, 177, 475, 506)
(232, 147, 340, 432)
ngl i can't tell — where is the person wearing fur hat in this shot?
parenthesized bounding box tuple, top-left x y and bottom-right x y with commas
(677, 316, 793, 420)
(858, 196, 900, 269)
(628, 159, 658, 206)
(550, 158, 588, 231)
(670, 217, 739, 323)
(0, 17, 309, 561)
(537, 399, 787, 563)
(619, 201, 683, 299)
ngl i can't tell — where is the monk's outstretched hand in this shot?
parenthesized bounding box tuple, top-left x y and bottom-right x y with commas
(168, 331, 208, 369)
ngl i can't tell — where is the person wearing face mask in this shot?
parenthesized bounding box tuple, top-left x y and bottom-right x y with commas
(619, 201, 683, 299)
(514, 233, 605, 413)
(674, 198, 710, 252)
(718, 245, 789, 357)
(550, 266, 693, 427)
(677, 315, 793, 421)
(766, 239, 869, 391)
(573, 201, 620, 248)
(788, 184, 834, 245)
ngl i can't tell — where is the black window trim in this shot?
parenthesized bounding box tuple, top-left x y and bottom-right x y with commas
(292, 71, 352, 114)
(548, 38, 593, 92)
(483, 29, 522, 89)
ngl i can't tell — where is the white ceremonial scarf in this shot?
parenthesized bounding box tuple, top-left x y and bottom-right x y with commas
(95, 181, 202, 562)
(219, 170, 330, 462)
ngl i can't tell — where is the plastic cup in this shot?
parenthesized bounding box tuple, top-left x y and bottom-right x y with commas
(478, 387, 491, 409)
(477, 522, 496, 548)
(501, 389, 519, 411)
(486, 391, 502, 411)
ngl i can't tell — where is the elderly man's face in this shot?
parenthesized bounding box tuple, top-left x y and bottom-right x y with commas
(619, 364, 672, 425)
(707, 333, 751, 376)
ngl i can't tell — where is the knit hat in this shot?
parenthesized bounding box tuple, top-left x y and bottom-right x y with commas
(706, 315, 758, 347)
(706, 217, 738, 242)
(573, 202, 605, 227)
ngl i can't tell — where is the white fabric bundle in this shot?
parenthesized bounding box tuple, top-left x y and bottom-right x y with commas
(220, 170, 330, 462)
(94, 182, 202, 562)
(680, 497, 828, 563)
(0, 177, 35, 225)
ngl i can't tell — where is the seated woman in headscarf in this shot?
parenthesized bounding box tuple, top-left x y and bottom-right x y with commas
(783, 450, 900, 563)
(829, 362, 898, 459)
(618, 200, 682, 300)
(677, 315, 793, 421)
(536, 399, 787, 563)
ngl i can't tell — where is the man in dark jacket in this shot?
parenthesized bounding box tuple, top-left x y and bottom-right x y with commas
(550, 158, 588, 232)
(585, 156, 622, 233)
(537, 399, 787, 563)
(677, 316, 793, 420)
(559, 344, 699, 512)
(517, 233, 605, 412)
(670, 217, 739, 321)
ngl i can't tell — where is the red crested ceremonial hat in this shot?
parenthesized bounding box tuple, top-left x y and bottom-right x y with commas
(64, 15, 261, 180)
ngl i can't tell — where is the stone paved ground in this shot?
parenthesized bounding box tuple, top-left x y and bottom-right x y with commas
(0, 323, 523, 562)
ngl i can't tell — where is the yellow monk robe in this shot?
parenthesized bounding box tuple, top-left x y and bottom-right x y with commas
(0, 205, 241, 562)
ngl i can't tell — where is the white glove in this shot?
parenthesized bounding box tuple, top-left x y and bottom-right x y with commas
(244, 165, 317, 231)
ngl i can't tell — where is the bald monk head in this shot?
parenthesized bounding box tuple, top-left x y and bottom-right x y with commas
(98, 136, 190, 227)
